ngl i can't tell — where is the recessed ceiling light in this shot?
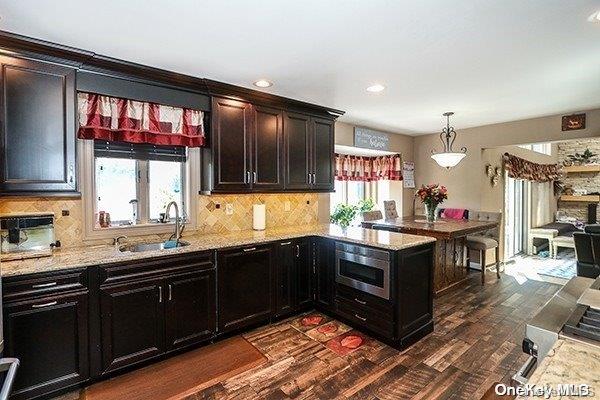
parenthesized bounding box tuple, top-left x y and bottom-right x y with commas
(366, 84, 385, 93)
(253, 79, 273, 88)
(587, 10, 600, 22)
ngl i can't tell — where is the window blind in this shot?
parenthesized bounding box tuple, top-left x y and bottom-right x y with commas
(94, 140, 186, 162)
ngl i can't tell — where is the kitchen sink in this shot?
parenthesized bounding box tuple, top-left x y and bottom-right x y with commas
(119, 240, 190, 253)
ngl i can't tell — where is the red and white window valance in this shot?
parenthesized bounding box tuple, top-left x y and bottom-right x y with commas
(335, 154, 403, 182)
(77, 92, 206, 147)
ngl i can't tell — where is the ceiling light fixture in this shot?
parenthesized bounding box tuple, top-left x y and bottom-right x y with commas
(587, 10, 600, 22)
(366, 84, 385, 93)
(253, 79, 273, 88)
(431, 112, 467, 169)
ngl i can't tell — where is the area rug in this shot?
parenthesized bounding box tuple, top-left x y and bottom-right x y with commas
(510, 249, 576, 280)
(82, 336, 266, 400)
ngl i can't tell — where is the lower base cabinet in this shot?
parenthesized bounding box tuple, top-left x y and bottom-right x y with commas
(273, 239, 313, 318)
(3, 291, 89, 400)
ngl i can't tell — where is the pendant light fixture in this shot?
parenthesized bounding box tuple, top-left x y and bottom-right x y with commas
(431, 112, 467, 169)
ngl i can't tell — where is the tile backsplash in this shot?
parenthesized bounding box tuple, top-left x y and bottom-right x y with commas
(197, 193, 318, 233)
(0, 193, 319, 248)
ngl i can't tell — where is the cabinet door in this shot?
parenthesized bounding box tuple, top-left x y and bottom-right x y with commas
(165, 269, 216, 351)
(0, 56, 77, 194)
(295, 239, 313, 309)
(3, 292, 88, 400)
(99, 279, 164, 374)
(274, 241, 295, 317)
(311, 117, 335, 191)
(314, 238, 334, 311)
(253, 106, 283, 191)
(217, 245, 272, 333)
(211, 97, 252, 192)
(283, 112, 311, 190)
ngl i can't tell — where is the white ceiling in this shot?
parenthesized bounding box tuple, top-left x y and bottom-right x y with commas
(1, 0, 599, 135)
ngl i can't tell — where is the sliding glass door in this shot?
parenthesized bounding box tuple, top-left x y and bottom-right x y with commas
(504, 174, 529, 258)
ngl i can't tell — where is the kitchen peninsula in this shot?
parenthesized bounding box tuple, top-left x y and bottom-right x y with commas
(362, 216, 499, 294)
(1, 224, 435, 399)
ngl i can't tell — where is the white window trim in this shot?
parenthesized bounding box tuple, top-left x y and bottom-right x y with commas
(79, 139, 199, 241)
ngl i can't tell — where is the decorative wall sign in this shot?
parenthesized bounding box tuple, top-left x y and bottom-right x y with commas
(354, 127, 389, 151)
(562, 113, 586, 131)
(403, 162, 415, 188)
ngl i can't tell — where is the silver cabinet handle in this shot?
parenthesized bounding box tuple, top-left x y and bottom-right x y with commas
(168, 284, 172, 301)
(158, 286, 163, 303)
(32, 301, 58, 308)
(312, 173, 316, 184)
(32, 282, 57, 289)
(354, 298, 367, 305)
(354, 313, 367, 322)
(243, 247, 257, 252)
(253, 171, 257, 183)
(296, 244, 300, 258)
(246, 171, 250, 184)
(280, 241, 292, 246)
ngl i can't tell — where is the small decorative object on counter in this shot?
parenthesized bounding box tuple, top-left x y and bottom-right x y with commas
(129, 199, 138, 225)
(415, 184, 448, 223)
(98, 211, 111, 228)
(330, 204, 358, 228)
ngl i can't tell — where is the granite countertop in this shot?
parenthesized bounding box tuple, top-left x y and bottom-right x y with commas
(517, 338, 600, 399)
(0, 224, 436, 277)
(362, 216, 498, 239)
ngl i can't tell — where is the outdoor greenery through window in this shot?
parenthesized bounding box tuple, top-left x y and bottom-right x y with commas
(94, 156, 185, 227)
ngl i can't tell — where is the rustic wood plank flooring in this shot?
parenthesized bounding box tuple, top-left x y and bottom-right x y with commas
(185, 273, 559, 400)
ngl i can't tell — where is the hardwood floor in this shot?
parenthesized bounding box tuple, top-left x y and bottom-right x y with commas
(185, 273, 559, 400)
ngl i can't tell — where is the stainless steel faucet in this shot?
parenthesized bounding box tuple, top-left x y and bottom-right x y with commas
(165, 201, 184, 244)
(113, 235, 128, 250)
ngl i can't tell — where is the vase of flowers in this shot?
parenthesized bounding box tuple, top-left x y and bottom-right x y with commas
(416, 184, 448, 223)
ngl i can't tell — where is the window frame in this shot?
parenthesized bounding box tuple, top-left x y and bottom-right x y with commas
(79, 140, 199, 241)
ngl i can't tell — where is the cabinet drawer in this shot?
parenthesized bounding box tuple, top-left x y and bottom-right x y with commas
(336, 284, 393, 318)
(99, 251, 214, 285)
(3, 269, 88, 301)
(334, 297, 394, 339)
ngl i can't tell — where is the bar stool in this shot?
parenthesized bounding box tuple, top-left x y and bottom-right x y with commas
(466, 210, 502, 285)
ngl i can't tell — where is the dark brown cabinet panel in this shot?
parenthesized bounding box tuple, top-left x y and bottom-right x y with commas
(283, 112, 311, 190)
(295, 239, 313, 309)
(274, 241, 296, 318)
(3, 292, 89, 400)
(0, 55, 77, 195)
(217, 245, 272, 333)
(99, 279, 164, 375)
(253, 106, 283, 190)
(311, 118, 334, 191)
(211, 97, 253, 192)
(313, 238, 334, 311)
(165, 269, 216, 351)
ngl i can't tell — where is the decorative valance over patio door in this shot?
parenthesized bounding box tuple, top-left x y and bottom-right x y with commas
(335, 154, 403, 181)
(77, 92, 206, 147)
(502, 153, 561, 182)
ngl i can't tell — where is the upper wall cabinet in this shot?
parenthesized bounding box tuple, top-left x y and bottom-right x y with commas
(283, 113, 334, 191)
(0, 56, 78, 195)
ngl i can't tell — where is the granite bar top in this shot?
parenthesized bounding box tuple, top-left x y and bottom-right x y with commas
(517, 338, 600, 399)
(362, 216, 498, 239)
(0, 224, 436, 277)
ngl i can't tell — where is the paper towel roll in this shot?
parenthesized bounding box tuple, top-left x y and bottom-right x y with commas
(253, 204, 266, 231)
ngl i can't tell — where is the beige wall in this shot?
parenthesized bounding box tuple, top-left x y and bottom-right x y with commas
(414, 108, 600, 212)
(318, 121, 416, 222)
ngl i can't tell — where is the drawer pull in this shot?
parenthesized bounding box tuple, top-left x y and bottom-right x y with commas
(243, 247, 257, 252)
(354, 313, 367, 322)
(32, 301, 58, 309)
(354, 298, 367, 305)
(32, 282, 58, 289)
(280, 241, 292, 246)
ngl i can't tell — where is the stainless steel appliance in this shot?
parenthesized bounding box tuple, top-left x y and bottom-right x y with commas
(0, 214, 55, 261)
(513, 275, 600, 384)
(335, 241, 391, 299)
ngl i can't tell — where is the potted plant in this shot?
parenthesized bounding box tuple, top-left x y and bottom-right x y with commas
(330, 203, 358, 228)
(566, 148, 598, 165)
(415, 184, 448, 223)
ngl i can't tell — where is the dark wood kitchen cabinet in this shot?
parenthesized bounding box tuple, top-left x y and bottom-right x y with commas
(252, 105, 283, 190)
(165, 269, 216, 351)
(3, 290, 89, 400)
(217, 245, 272, 333)
(273, 238, 311, 318)
(99, 279, 164, 374)
(283, 112, 334, 191)
(0, 55, 77, 195)
(313, 237, 335, 312)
